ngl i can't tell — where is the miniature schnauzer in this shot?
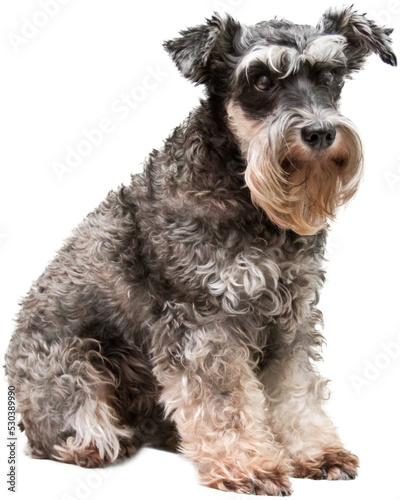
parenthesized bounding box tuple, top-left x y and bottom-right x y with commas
(5, 6, 396, 496)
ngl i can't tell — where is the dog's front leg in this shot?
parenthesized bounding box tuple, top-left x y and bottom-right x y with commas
(150, 303, 292, 496)
(260, 347, 359, 481)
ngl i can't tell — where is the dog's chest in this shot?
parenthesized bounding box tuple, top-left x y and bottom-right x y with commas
(159, 222, 325, 331)
(210, 238, 321, 321)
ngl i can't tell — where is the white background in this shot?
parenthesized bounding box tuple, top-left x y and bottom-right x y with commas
(1, 1, 399, 499)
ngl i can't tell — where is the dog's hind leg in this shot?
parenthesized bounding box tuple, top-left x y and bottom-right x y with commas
(5, 333, 157, 467)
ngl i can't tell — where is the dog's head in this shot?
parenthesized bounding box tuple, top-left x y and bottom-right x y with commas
(164, 7, 397, 235)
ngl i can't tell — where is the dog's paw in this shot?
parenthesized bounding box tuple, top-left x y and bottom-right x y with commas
(294, 446, 359, 480)
(201, 465, 293, 496)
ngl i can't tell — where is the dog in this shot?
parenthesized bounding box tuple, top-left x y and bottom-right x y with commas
(5, 6, 397, 496)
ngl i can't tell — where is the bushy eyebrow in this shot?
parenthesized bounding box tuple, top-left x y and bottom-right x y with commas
(235, 35, 347, 80)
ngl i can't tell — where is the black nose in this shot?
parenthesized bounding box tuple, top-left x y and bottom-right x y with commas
(301, 123, 336, 150)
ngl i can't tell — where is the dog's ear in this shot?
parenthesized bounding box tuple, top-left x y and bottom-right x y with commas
(163, 13, 240, 85)
(318, 6, 397, 71)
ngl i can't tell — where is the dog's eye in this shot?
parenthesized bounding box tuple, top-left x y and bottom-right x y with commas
(254, 74, 271, 91)
(319, 71, 335, 87)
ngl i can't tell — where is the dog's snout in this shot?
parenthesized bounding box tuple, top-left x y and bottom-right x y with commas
(301, 123, 336, 150)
